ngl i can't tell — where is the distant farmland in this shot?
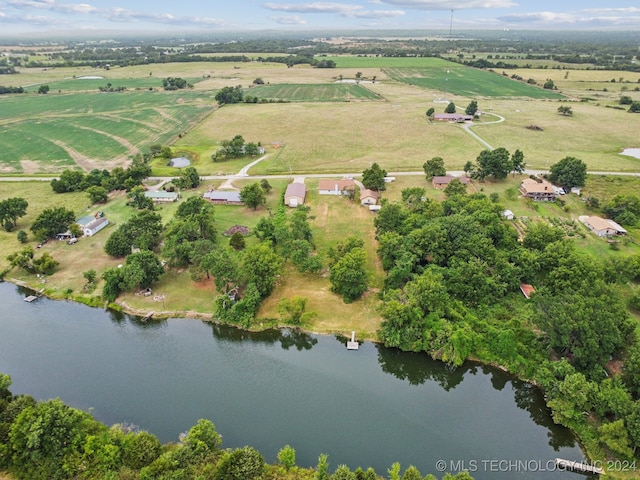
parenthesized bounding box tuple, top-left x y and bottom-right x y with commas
(0, 91, 214, 173)
(22, 76, 207, 93)
(248, 83, 384, 102)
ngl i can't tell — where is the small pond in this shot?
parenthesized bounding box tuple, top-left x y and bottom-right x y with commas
(168, 157, 191, 167)
(620, 148, 640, 159)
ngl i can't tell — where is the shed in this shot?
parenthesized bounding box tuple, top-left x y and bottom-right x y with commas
(284, 182, 307, 208)
(81, 217, 109, 237)
(502, 210, 515, 220)
(520, 283, 536, 299)
(433, 113, 474, 122)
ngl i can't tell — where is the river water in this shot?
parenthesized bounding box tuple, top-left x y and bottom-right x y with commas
(0, 282, 587, 479)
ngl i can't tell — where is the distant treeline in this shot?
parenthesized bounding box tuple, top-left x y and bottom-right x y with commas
(4, 31, 640, 72)
(0, 86, 24, 94)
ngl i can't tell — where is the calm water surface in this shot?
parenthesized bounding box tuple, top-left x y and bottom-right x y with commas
(0, 283, 587, 479)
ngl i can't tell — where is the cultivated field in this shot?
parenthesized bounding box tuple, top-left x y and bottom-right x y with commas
(1, 57, 639, 175)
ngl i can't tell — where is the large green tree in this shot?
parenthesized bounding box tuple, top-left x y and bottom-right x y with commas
(329, 247, 368, 303)
(549, 156, 587, 189)
(240, 182, 266, 210)
(241, 244, 284, 299)
(423, 157, 446, 179)
(471, 147, 512, 181)
(30, 207, 75, 241)
(362, 162, 387, 192)
(0, 197, 28, 232)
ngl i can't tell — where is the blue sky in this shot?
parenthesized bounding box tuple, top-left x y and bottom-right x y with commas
(1, 0, 640, 35)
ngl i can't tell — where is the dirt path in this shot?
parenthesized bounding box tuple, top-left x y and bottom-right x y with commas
(50, 139, 125, 172)
(77, 125, 140, 157)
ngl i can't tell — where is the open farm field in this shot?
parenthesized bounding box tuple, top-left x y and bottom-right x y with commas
(384, 65, 562, 99)
(21, 76, 206, 93)
(467, 97, 640, 171)
(180, 101, 477, 174)
(0, 90, 214, 173)
(248, 83, 383, 102)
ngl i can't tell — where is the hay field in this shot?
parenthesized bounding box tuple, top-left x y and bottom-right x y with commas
(467, 97, 640, 171)
(248, 83, 383, 102)
(179, 97, 478, 174)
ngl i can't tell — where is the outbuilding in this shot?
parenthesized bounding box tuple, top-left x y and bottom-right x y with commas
(284, 182, 307, 207)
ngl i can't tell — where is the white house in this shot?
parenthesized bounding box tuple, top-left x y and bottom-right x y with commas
(579, 215, 628, 237)
(76, 215, 109, 237)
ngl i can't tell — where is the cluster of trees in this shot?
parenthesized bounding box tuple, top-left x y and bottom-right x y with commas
(374, 185, 640, 459)
(0, 86, 23, 94)
(464, 147, 526, 181)
(162, 77, 191, 90)
(7, 246, 58, 275)
(98, 82, 125, 92)
(603, 194, 640, 227)
(215, 85, 243, 104)
(51, 158, 151, 198)
(1, 372, 474, 479)
(212, 135, 262, 161)
(328, 237, 368, 303)
(104, 210, 163, 257)
(0, 197, 28, 232)
(548, 156, 587, 189)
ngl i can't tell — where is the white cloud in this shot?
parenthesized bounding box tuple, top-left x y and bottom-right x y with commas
(376, 0, 515, 9)
(269, 15, 307, 24)
(263, 2, 404, 18)
(497, 10, 640, 28)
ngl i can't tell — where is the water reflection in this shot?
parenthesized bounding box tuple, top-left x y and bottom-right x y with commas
(208, 322, 317, 350)
(376, 344, 465, 390)
(377, 344, 577, 451)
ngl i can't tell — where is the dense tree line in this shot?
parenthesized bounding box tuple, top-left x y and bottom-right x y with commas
(0, 86, 23, 94)
(375, 186, 640, 461)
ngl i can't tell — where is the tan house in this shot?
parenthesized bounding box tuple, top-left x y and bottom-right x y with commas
(432, 175, 471, 189)
(284, 182, 307, 207)
(579, 215, 628, 237)
(318, 178, 355, 196)
(360, 189, 380, 206)
(519, 178, 557, 201)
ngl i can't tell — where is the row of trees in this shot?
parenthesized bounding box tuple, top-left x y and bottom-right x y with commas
(212, 135, 262, 161)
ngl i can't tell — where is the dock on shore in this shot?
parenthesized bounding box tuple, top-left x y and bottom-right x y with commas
(346, 331, 359, 350)
(141, 311, 154, 322)
(555, 458, 603, 475)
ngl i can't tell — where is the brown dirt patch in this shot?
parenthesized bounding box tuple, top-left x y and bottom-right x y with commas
(51, 139, 127, 172)
(78, 125, 140, 156)
(606, 359, 624, 376)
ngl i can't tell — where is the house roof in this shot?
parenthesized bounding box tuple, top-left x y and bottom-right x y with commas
(360, 188, 380, 200)
(432, 175, 470, 185)
(285, 182, 306, 198)
(85, 217, 108, 231)
(203, 190, 243, 203)
(520, 178, 555, 194)
(520, 283, 535, 299)
(76, 215, 96, 226)
(580, 215, 628, 234)
(318, 178, 355, 191)
(144, 191, 177, 199)
(433, 113, 474, 121)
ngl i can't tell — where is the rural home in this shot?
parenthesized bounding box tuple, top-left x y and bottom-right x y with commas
(203, 190, 244, 205)
(519, 178, 557, 202)
(579, 215, 628, 237)
(431, 175, 471, 189)
(284, 182, 306, 207)
(360, 189, 380, 206)
(318, 178, 356, 196)
(76, 214, 109, 237)
(144, 191, 178, 203)
(432, 113, 474, 122)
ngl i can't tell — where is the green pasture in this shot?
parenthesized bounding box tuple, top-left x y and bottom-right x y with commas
(0, 91, 214, 172)
(327, 56, 448, 69)
(384, 65, 563, 99)
(248, 83, 383, 102)
(22, 77, 205, 93)
(468, 98, 640, 171)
